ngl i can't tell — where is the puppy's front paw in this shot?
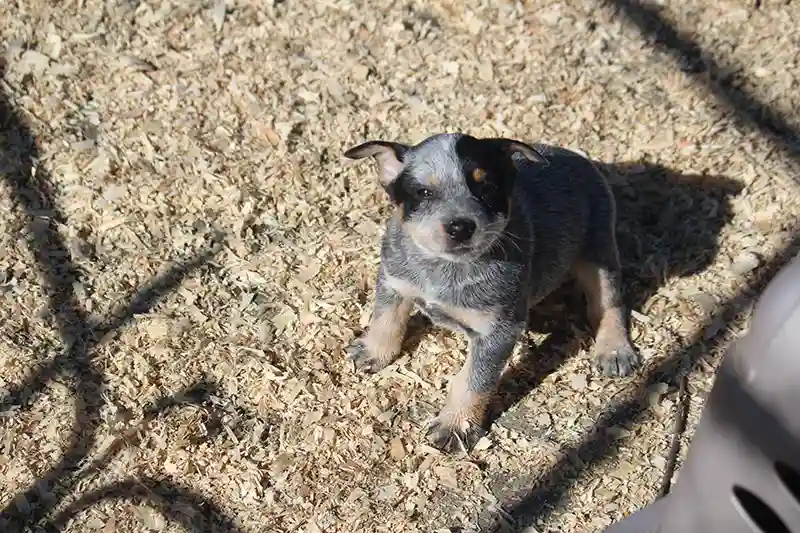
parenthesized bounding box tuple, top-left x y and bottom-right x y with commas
(425, 414, 486, 454)
(595, 340, 640, 377)
(346, 337, 391, 374)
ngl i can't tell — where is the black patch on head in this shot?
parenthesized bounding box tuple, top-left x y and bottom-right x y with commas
(385, 168, 434, 221)
(454, 135, 520, 218)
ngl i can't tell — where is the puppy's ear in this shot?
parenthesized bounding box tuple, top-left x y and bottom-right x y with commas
(344, 140, 409, 189)
(490, 138, 549, 165)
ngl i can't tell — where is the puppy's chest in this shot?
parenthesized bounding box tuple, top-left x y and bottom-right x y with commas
(384, 270, 500, 336)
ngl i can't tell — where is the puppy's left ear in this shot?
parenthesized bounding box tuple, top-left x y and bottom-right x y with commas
(344, 140, 409, 189)
(492, 138, 549, 165)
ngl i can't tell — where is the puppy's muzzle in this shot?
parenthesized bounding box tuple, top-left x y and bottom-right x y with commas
(444, 218, 476, 244)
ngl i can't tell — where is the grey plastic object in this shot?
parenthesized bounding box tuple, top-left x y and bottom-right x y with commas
(602, 251, 800, 533)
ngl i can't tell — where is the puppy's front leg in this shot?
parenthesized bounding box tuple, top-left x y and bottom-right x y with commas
(347, 269, 413, 373)
(427, 322, 523, 453)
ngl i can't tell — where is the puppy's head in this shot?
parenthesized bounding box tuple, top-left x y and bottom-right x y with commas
(344, 133, 548, 261)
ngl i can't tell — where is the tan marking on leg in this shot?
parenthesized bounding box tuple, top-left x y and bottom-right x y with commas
(571, 260, 631, 361)
(591, 304, 631, 361)
(362, 298, 413, 368)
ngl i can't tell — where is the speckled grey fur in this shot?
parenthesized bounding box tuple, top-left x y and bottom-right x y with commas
(344, 133, 640, 452)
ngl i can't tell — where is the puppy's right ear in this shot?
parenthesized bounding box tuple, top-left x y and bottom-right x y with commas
(344, 141, 409, 189)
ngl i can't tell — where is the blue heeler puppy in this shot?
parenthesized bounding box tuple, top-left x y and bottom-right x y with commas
(343, 133, 640, 453)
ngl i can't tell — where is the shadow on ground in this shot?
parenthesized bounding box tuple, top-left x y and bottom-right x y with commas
(491, 162, 742, 422)
(0, 63, 247, 533)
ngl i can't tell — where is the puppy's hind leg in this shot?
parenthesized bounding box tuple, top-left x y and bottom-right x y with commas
(347, 269, 413, 373)
(572, 259, 640, 376)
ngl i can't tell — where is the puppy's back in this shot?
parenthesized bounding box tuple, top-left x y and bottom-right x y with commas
(513, 144, 615, 298)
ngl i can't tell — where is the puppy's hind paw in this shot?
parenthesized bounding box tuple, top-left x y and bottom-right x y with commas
(595, 341, 641, 377)
(425, 415, 485, 454)
(346, 337, 390, 374)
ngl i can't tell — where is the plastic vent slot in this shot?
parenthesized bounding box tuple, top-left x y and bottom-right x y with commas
(732, 485, 791, 533)
(775, 461, 800, 506)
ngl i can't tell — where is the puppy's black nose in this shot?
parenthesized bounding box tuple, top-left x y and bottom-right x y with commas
(445, 218, 476, 243)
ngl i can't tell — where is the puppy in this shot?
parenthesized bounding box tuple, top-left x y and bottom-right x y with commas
(343, 133, 640, 452)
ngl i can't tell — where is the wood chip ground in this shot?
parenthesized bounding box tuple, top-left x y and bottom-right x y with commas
(1, 1, 799, 532)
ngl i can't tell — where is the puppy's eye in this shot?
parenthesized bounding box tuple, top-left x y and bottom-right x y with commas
(416, 187, 433, 198)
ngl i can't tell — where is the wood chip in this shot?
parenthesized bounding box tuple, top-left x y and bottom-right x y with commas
(568, 373, 588, 391)
(434, 466, 458, 489)
(118, 55, 157, 72)
(212, 0, 227, 32)
(390, 437, 406, 461)
(731, 250, 761, 276)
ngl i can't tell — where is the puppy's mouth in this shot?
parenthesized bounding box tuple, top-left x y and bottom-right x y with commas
(446, 242, 474, 253)
(411, 238, 477, 261)
(441, 238, 493, 261)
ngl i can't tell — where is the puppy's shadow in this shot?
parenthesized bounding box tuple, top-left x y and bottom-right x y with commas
(488, 161, 743, 424)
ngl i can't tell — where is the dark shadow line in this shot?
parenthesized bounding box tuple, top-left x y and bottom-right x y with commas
(1, 63, 103, 531)
(67, 378, 227, 496)
(0, 252, 221, 415)
(43, 476, 246, 533)
(0, 359, 59, 414)
(657, 373, 688, 497)
(0, 252, 221, 530)
(93, 246, 221, 336)
(0, 64, 228, 533)
(602, 0, 799, 172)
(0, 80, 89, 349)
(142, 377, 221, 419)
